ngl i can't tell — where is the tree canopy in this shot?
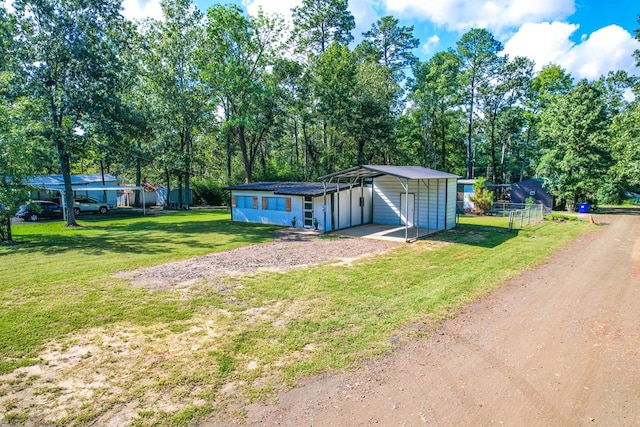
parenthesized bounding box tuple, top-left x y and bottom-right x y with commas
(1, 0, 639, 227)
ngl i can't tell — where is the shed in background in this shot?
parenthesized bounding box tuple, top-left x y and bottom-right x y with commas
(511, 178, 553, 212)
(25, 174, 119, 207)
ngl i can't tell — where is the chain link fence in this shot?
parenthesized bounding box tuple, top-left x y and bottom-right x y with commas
(457, 201, 545, 230)
(491, 202, 544, 230)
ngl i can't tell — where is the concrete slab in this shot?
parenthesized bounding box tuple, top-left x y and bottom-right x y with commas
(331, 224, 439, 242)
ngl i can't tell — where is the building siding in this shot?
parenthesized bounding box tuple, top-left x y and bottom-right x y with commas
(231, 191, 303, 227)
(372, 176, 456, 231)
(230, 187, 370, 231)
(231, 176, 454, 233)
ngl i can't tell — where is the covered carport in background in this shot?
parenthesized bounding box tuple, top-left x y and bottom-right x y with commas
(35, 184, 146, 219)
(320, 165, 459, 242)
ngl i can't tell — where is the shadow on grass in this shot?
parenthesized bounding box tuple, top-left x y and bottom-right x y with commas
(426, 223, 521, 248)
(3, 218, 279, 256)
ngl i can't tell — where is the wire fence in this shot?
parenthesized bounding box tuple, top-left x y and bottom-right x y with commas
(491, 203, 544, 230)
(457, 201, 545, 230)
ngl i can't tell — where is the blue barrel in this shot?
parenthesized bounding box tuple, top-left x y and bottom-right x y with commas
(577, 203, 590, 213)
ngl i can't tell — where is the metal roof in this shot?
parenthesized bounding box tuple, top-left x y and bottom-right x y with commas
(25, 174, 119, 186)
(319, 165, 460, 181)
(226, 182, 354, 197)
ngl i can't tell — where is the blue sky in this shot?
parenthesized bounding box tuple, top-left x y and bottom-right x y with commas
(118, 0, 639, 79)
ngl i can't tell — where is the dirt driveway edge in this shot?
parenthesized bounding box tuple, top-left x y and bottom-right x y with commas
(232, 213, 640, 426)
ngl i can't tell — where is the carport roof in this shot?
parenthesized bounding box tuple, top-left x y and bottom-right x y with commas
(319, 165, 460, 181)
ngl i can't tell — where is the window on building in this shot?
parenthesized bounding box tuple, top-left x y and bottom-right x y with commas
(232, 195, 258, 209)
(261, 196, 291, 211)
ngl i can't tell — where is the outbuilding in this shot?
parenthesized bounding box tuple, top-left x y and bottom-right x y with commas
(320, 165, 459, 241)
(228, 166, 459, 241)
(227, 181, 369, 231)
(510, 178, 554, 212)
(25, 174, 120, 207)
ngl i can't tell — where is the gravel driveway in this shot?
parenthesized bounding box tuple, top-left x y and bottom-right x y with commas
(114, 229, 403, 289)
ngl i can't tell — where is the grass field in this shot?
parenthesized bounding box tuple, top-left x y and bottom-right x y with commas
(0, 211, 590, 426)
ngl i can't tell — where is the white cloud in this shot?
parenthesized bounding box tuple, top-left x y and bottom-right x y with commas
(349, 0, 381, 42)
(421, 35, 441, 55)
(565, 25, 639, 80)
(121, 0, 163, 22)
(503, 22, 577, 70)
(384, 0, 574, 32)
(1, 0, 14, 13)
(4, 0, 162, 22)
(243, 0, 382, 46)
(243, 0, 299, 21)
(504, 22, 639, 79)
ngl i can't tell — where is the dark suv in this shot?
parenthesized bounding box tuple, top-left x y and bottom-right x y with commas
(15, 200, 63, 222)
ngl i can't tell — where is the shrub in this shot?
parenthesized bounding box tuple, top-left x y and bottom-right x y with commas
(470, 177, 493, 213)
(191, 178, 229, 206)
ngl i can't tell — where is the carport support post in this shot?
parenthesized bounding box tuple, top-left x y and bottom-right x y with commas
(425, 180, 431, 232)
(416, 180, 420, 239)
(336, 181, 340, 231)
(405, 178, 409, 242)
(323, 181, 327, 233)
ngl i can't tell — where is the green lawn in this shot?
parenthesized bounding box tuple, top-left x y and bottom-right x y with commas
(0, 211, 590, 426)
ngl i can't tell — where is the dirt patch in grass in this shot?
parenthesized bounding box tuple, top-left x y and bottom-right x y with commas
(1, 230, 403, 426)
(113, 229, 403, 290)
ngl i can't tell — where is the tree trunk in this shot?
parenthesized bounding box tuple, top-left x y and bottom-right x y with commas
(238, 125, 253, 183)
(466, 76, 476, 179)
(49, 89, 77, 226)
(226, 133, 233, 185)
(0, 211, 12, 242)
(490, 118, 497, 183)
(184, 125, 191, 208)
(134, 141, 142, 208)
(520, 123, 532, 182)
(57, 138, 78, 227)
(177, 174, 183, 207)
(293, 118, 300, 176)
(441, 121, 446, 171)
(164, 167, 171, 209)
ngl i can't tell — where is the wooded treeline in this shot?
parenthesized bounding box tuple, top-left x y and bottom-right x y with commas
(1, 0, 639, 227)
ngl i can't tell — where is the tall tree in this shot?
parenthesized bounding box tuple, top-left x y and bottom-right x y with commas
(202, 5, 284, 183)
(519, 64, 573, 180)
(412, 50, 463, 171)
(269, 58, 308, 179)
(13, 0, 128, 226)
(360, 16, 419, 75)
(610, 99, 640, 190)
(351, 61, 398, 164)
(139, 0, 205, 207)
(0, 6, 18, 241)
(291, 0, 355, 55)
(456, 28, 503, 179)
(477, 55, 533, 183)
(537, 80, 613, 210)
(311, 42, 357, 172)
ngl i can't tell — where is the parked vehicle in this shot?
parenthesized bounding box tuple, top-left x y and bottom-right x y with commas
(73, 197, 112, 215)
(15, 200, 63, 222)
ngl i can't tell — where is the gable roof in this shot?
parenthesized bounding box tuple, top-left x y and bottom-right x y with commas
(319, 165, 460, 181)
(226, 182, 353, 197)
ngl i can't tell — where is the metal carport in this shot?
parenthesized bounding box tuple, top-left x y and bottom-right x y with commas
(319, 165, 460, 242)
(35, 184, 146, 219)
